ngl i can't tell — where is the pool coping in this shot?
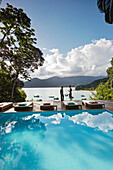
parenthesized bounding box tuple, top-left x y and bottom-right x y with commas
(0, 109, 113, 116)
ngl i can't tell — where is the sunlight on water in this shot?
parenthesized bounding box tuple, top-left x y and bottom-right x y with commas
(0, 110, 113, 170)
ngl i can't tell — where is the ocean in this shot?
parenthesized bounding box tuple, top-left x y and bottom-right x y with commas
(22, 87, 95, 101)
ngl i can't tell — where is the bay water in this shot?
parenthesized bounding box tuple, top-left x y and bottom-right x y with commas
(22, 87, 95, 101)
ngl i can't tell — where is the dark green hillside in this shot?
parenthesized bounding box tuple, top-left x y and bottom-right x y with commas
(76, 77, 108, 90)
(24, 76, 106, 87)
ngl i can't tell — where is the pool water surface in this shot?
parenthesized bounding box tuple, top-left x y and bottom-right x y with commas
(0, 109, 113, 170)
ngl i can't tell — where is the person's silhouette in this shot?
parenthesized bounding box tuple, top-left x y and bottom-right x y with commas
(69, 85, 72, 100)
(60, 86, 64, 101)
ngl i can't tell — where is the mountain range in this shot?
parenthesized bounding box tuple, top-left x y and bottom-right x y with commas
(76, 77, 108, 90)
(24, 76, 106, 88)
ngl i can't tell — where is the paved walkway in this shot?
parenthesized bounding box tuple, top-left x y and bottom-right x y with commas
(3, 100, 113, 113)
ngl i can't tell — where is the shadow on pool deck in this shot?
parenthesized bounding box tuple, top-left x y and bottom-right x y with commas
(2, 100, 113, 113)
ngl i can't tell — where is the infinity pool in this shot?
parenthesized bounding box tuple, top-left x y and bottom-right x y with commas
(0, 109, 113, 170)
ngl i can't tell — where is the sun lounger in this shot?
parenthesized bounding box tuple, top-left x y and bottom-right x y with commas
(40, 101, 57, 111)
(82, 100, 105, 108)
(63, 101, 82, 110)
(14, 102, 33, 111)
(0, 102, 13, 112)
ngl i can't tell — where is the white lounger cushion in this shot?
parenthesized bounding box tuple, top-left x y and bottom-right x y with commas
(82, 100, 101, 105)
(0, 102, 13, 108)
(15, 102, 33, 107)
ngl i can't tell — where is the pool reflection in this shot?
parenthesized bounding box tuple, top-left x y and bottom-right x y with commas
(1, 110, 113, 170)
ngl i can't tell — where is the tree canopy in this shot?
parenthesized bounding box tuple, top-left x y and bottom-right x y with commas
(0, 3, 44, 80)
(97, 0, 113, 24)
(106, 58, 113, 87)
(0, 3, 44, 101)
(0, 67, 26, 102)
(91, 58, 113, 100)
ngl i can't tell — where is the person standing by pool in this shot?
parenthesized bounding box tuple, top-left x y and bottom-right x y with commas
(69, 85, 72, 100)
(60, 86, 64, 101)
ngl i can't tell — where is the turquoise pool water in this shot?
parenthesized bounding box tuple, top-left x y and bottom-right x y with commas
(0, 109, 113, 170)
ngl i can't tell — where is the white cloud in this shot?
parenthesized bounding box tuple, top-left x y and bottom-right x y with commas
(49, 48, 59, 53)
(22, 111, 113, 132)
(69, 111, 113, 132)
(43, 48, 47, 50)
(0, 23, 3, 39)
(0, 32, 2, 39)
(32, 38, 113, 78)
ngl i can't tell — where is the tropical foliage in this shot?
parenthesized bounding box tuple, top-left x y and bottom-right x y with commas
(106, 58, 113, 88)
(90, 81, 113, 100)
(0, 3, 44, 101)
(90, 58, 113, 100)
(0, 67, 26, 102)
(76, 77, 108, 90)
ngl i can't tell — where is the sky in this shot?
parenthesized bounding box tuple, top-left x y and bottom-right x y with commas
(1, 0, 113, 79)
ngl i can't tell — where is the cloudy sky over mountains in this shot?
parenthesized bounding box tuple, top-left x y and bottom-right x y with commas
(1, 1, 113, 78)
(32, 38, 113, 78)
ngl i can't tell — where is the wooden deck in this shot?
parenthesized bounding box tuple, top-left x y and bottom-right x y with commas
(2, 100, 113, 113)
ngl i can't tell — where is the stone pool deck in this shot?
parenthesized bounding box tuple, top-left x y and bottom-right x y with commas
(3, 100, 113, 113)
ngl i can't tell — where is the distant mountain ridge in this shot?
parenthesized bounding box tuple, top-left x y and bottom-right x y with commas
(76, 77, 108, 90)
(24, 76, 106, 88)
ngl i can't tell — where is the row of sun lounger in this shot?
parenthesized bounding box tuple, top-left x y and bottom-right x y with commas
(0, 102, 33, 112)
(14, 102, 33, 111)
(63, 101, 82, 110)
(40, 101, 57, 110)
(82, 100, 105, 108)
(0, 102, 13, 112)
(0, 100, 105, 112)
(40, 100, 105, 111)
